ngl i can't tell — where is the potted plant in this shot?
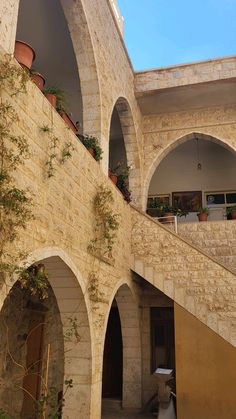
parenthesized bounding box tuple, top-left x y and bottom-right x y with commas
(197, 207, 209, 222)
(14, 40, 35, 70)
(77, 134, 103, 161)
(146, 197, 163, 217)
(30, 69, 45, 90)
(108, 169, 118, 185)
(42, 86, 59, 108)
(113, 163, 131, 203)
(226, 205, 236, 220)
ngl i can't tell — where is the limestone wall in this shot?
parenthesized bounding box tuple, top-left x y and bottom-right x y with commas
(178, 220, 236, 272)
(141, 107, 236, 209)
(131, 207, 236, 347)
(135, 55, 236, 93)
(0, 59, 138, 417)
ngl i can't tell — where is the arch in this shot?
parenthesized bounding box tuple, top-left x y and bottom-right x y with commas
(109, 97, 141, 206)
(60, 0, 102, 137)
(1, 247, 93, 418)
(102, 282, 142, 409)
(15, 0, 101, 137)
(143, 131, 236, 210)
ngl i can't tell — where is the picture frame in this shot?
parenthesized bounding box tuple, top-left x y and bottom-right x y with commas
(172, 191, 202, 212)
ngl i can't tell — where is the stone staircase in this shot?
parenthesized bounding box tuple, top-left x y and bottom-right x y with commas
(178, 219, 236, 273)
(131, 207, 236, 347)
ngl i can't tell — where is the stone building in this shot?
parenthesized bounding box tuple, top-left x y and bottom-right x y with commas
(0, 1, 236, 418)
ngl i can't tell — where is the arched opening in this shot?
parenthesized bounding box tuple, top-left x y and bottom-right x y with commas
(109, 98, 141, 205)
(146, 133, 236, 222)
(102, 301, 123, 401)
(0, 255, 92, 418)
(16, 0, 82, 129)
(102, 284, 142, 415)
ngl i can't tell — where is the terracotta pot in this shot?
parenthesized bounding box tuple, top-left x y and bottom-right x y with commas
(14, 40, 35, 69)
(147, 208, 161, 218)
(197, 213, 208, 222)
(30, 72, 45, 90)
(109, 173, 118, 185)
(231, 211, 236, 220)
(59, 111, 77, 133)
(88, 147, 94, 157)
(44, 93, 57, 108)
(162, 212, 175, 223)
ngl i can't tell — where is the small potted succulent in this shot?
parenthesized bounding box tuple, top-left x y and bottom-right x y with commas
(30, 69, 45, 90)
(14, 40, 35, 70)
(226, 205, 236, 220)
(197, 207, 209, 222)
(77, 134, 103, 161)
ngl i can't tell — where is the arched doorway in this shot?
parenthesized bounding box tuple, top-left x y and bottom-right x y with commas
(109, 98, 141, 205)
(145, 133, 236, 222)
(0, 253, 92, 418)
(102, 284, 142, 413)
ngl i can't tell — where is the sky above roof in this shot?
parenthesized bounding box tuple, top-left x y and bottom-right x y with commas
(117, 0, 236, 70)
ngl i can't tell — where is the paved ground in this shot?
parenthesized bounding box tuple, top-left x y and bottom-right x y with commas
(102, 410, 155, 418)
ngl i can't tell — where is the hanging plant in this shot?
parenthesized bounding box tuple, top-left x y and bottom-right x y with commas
(88, 185, 120, 258)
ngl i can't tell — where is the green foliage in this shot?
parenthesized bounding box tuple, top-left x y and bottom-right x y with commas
(35, 379, 73, 418)
(88, 185, 120, 258)
(17, 264, 49, 299)
(42, 87, 67, 112)
(46, 134, 59, 178)
(40, 126, 74, 177)
(0, 409, 11, 419)
(64, 316, 80, 343)
(77, 133, 103, 161)
(197, 207, 209, 215)
(0, 54, 29, 95)
(61, 141, 75, 164)
(112, 162, 131, 202)
(0, 55, 34, 284)
(226, 205, 236, 215)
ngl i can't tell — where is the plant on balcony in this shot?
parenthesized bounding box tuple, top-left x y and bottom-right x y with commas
(111, 162, 131, 202)
(30, 69, 45, 90)
(197, 207, 209, 222)
(77, 133, 103, 161)
(226, 205, 236, 220)
(42, 86, 66, 109)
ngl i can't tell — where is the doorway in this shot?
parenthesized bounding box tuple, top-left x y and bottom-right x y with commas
(102, 305, 123, 399)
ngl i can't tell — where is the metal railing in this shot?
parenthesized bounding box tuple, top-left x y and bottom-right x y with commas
(155, 215, 178, 234)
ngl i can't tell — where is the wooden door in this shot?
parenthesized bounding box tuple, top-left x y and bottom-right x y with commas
(102, 307, 123, 399)
(21, 312, 45, 418)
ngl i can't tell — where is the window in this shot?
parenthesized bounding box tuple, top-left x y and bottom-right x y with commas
(147, 194, 170, 209)
(205, 190, 236, 212)
(150, 307, 175, 373)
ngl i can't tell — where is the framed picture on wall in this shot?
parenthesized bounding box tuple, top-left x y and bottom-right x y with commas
(172, 191, 202, 212)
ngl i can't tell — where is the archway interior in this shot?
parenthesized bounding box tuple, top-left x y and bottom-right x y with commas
(148, 137, 236, 222)
(0, 278, 64, 418)
(109, 107, 128, 173)
(102, 300, 123, 400)
(16, 0, 83, 128)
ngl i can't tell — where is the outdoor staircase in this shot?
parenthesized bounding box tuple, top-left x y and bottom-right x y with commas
(131, 206, 236, 347)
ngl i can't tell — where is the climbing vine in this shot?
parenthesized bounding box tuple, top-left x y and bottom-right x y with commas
(40, 125, 75, 178)
(88, 185, 120, 259)
(0, 55, 34, 285)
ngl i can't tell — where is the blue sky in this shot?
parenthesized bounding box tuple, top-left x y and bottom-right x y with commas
(117, 0, 236, 70)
